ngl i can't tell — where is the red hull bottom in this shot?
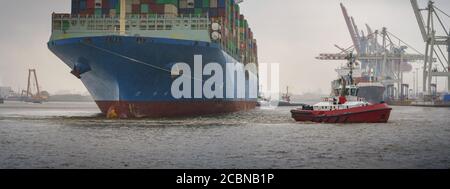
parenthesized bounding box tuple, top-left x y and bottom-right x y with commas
(291, 103, 392, 123)
(96, 101, 257, 118)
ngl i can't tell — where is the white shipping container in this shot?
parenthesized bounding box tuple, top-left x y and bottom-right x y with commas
(179, 0, 188, 9)
(210, 0, 218, 8)
(95, 0, 102, 8)
(187, 0, 195, 8)
(126, 4, 132, 13)
(164, 4, 178, 15)
(110, 9, 116, 17)
(165, 4, 178, 18)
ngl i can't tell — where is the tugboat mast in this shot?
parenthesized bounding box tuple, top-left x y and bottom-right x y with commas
(340, 53, 358, 97)
(346, 52, 357, 86)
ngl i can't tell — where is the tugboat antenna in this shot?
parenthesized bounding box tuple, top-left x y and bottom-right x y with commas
(346, 52, 356, 85)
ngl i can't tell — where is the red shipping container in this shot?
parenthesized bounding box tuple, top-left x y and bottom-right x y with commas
(149, 4, 164, 14)
(132, 4, 141, 14)
(79, 8, 95, 16)
(102, 0, 109, 9)
(87, 0, 95, 9)
(218, 8, 225, 17)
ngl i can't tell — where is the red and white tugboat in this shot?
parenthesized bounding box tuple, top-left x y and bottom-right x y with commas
(291, 54, 392, 123)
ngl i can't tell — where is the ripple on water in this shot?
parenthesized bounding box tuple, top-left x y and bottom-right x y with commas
(0, 103, 449, 168)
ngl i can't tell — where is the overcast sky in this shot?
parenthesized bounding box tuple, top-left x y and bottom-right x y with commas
(0, 0, 449, 95)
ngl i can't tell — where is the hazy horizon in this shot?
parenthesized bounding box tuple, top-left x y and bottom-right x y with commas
(0, 0, 449, 95)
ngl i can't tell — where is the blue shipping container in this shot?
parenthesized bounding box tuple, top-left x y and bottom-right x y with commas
(195, 0, 202, 8)
(80, 0, 87, 10)
(218, 0, 225, 8)
(444, 94, 450, 102)
(72, 0, 80, 14)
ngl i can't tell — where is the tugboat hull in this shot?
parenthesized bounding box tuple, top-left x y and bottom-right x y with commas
(291, 103, 392, 123)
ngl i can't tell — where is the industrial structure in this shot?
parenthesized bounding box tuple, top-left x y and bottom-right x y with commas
(411, 0, 450, 98)
(316, 3, 439, 103)
(21, 69, 47, 103)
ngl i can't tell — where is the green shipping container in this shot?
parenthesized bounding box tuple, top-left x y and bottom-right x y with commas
(95, 8, 102, 16)
(141, 4, 149, 13)
(115, 1, 121, 14)
(194, 8, 203, 16)
(62, 20, 70, 31)
(156, 0, 178, 6)
(203, 0, 210, 8)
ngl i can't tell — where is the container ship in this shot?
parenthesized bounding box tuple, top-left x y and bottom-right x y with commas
(330, 64, 385, 104)
(48, 0, 258, 118)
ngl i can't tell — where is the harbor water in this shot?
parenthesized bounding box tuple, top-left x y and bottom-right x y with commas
(0, 101, 449, 169)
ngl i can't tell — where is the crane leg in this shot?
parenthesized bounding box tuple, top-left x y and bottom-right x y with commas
(428, 36, 435, 95)
(423, 43, 430, 93)
(447, 37, 450, 92)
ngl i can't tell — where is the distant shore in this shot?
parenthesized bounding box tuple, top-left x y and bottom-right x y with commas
(47, 94, 93, 102)
(4, 94, 93, 103)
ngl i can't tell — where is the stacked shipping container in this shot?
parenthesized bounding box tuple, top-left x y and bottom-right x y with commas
(178, 0, 226, 17)
(70, 0, 257, 63)
(71, 0, 120, 16)
(215, 0, 257, 63)
(71, 0, 176, 17)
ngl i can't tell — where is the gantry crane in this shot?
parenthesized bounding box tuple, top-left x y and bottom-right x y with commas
(317, 3, 425, 99)
(410, 0, 450, 95)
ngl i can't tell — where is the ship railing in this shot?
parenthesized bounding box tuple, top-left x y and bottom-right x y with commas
(51, 13, 210, 34)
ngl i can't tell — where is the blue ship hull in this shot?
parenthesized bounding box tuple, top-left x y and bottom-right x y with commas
(48, 36, 257, 117)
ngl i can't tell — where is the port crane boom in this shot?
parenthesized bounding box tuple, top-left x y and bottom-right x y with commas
(410, 0, 450, 94)
(341, 3, 361, 54)
(411, 0, 428, 42)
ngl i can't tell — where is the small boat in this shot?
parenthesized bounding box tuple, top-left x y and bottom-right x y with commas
(278, 86, 306, 107)
(291, 53, 392, 123)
